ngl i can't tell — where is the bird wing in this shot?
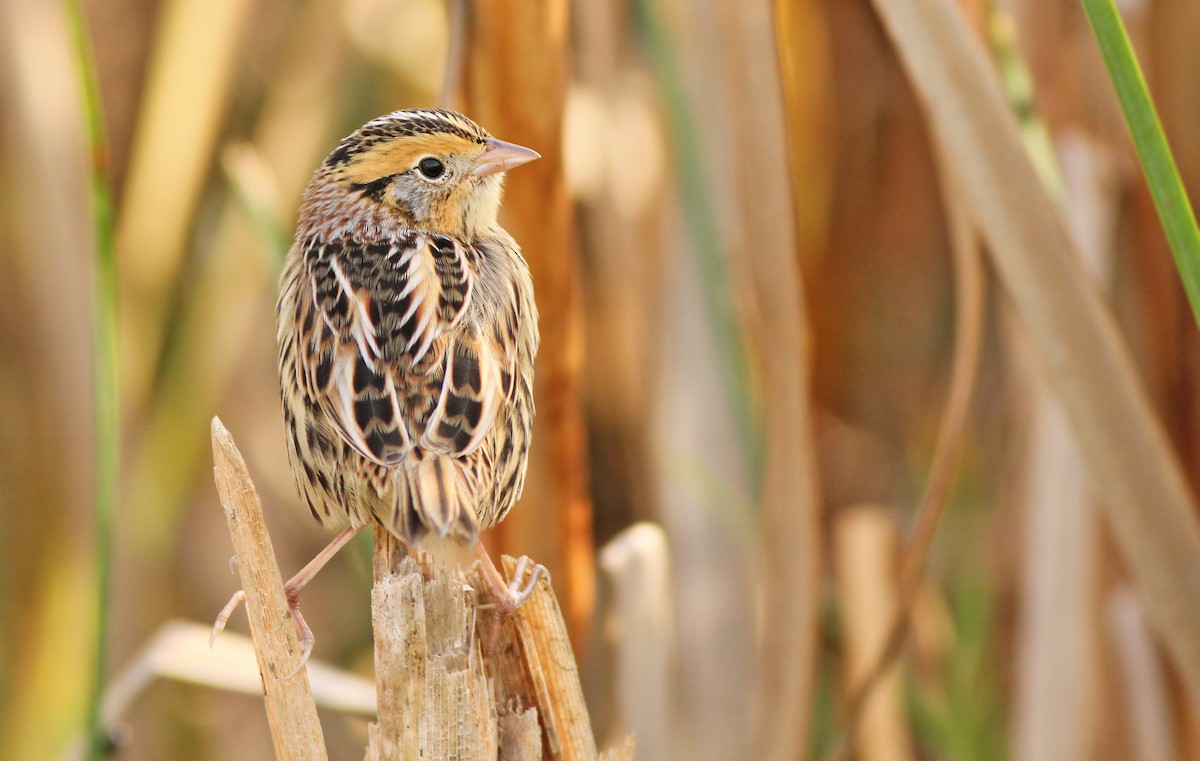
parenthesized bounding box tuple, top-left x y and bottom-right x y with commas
(418, 323, 503, 457)
(290, 232, 500, 468)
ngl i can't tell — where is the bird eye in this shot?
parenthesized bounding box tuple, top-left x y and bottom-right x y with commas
(417, 157, 446, 179)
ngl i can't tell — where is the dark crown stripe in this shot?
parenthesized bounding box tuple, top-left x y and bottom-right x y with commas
(322, 109, 489, 169)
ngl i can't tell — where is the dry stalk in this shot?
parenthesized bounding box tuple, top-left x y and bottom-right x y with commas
(725, 2, 824, 758)
(463, 0, 596, 646)
(833, 506, 916, 761)
(826, 107, 987, 761)
(212, 420, 624, 760)
(368, 528, 633, 761)
(210, 417, 327, 760)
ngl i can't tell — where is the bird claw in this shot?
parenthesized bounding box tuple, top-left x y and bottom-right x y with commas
(210, 589, 246, 647)
(495, 555, 548, 616)
(209, 526, 360, 676)
(209, 586, 314, 679)
(281, 593, 315, 679)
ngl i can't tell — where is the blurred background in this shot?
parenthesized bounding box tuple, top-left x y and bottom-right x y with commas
(4, 0, 1200, 759)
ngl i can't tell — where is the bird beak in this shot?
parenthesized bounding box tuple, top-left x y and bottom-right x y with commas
(472, 138, 541, 178)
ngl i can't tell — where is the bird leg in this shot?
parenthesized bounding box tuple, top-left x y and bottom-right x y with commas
(472, 540, 548, 615)
(211, 524, 363, 675)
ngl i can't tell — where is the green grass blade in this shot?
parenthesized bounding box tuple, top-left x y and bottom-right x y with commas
(1081, 0, 1200, 326)
(62, 2, 118, 758)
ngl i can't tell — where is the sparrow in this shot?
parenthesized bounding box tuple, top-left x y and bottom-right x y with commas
(214, 108, 544, 665)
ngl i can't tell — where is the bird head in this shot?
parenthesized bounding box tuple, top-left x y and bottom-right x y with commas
(311, 109, 540, 239)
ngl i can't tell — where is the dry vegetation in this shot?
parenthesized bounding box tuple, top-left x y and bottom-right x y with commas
(3, 0, 1200, 759)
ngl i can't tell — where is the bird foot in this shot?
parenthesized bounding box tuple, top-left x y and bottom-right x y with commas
(209, 582, 315, 679)
(502, 555, 548, 613)
(209, 525, 360, 676)
(210, 589, 246, 647)
(281, 583, 315, 679)
(474, 552, 548, 616)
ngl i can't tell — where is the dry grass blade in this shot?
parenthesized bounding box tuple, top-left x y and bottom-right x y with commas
(725, 1, 823, 757)
(105, 621, 374, 725)
(1010, 131, 1115, 761)
(211, 417, 327, 760)
(869, 0, 1200, 703)
(828, 129, 986, 761)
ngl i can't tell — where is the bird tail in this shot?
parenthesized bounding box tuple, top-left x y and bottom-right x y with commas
(393, 449, 480, 544)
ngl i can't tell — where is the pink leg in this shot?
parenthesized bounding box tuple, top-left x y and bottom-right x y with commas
(472, 540, 548, 615)
(212, 524, 364, 675)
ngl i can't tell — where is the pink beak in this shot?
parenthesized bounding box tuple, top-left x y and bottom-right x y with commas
(472, 138, 541, 178)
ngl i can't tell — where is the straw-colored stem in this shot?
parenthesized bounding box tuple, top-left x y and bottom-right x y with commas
(368, 528, 623, 760)
(211, 417, 327, 760)
(834, 506, 915, 761)
(725, 0, 824, 757)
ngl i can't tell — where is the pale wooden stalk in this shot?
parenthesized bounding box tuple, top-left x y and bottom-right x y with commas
(869, 0, 1200, 704)
(368, 529, 626, 760)
(502, 556, 602, 761)
(595, 524, 673, 759)
(366, 553, 497, 760)
(834, 506, 915, 761)
(211, 417, 327, 760)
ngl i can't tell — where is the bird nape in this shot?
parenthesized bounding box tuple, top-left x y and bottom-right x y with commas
(212, 109, 544, 670)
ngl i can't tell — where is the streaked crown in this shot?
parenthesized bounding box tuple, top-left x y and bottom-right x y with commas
(323, 109, 491, 169)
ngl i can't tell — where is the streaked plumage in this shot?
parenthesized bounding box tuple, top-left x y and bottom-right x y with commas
(278, 109, 540, 547)
(212, 110, 542, 663)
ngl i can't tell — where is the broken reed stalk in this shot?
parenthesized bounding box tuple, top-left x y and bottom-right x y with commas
(210, 417, 328, 760)
(368, 529, 633, 760)
(212, 416, 627, 759)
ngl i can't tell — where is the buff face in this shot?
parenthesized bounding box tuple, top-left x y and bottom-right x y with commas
(309, 111, 537, 239)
